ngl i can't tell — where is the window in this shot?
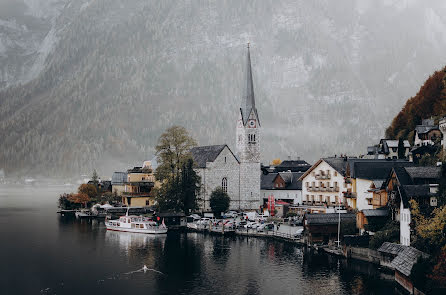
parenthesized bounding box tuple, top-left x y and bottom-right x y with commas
(146, 200, 150, 206)
(248, 134, 256, 144)
(334, 171, 337, 176)
(222, 177, 228, 193)
(224, 156, 227, 163)
(306, 182, 309, 187)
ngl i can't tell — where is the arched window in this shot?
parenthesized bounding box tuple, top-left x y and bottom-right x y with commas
(222, 177, 228, 193)
(248, 134, 256, 144)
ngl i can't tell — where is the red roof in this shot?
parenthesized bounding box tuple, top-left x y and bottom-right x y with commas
(275, 200, 290, 205)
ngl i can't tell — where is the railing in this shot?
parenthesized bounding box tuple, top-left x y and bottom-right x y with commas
(315, 174, 331, 180)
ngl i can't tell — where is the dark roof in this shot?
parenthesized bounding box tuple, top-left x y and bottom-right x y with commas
(378, 242, 406, 256)
(111, 172, 127, 185)
(275, 160, 311, 172)
(401, 185, 432, 198)
(393, 167, 413, 186)
(261, 173, 277, 189)
(190, 145, 228, 168)
(362, 209, 389, 217)
(305, 213, 356, 225)
(240, 45, 260, 126)
(261, 172, 303, 190)
(415, 125, 438, 135)
(127, 166, 153, 173)
(323, 157, 350, 176)
(391, 246, 427, 277)
(348, 159, 413, 180)
(404, 166, 441, 180)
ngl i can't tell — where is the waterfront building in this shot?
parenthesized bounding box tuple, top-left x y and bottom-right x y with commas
(299, 157, 348, 208)
(111, 171, 127, 195)
(191, 45, 261, 211)
(378, 242, 429, 294)
(122, 162, 156, 207)
(304, 213, 356, 244)
(260, 171, 303, 206)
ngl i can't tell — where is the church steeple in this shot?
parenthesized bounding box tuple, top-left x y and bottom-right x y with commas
(240, 43, 259, 126)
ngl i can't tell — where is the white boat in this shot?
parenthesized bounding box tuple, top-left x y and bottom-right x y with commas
(75, 209, 93, 219)
(105, 215, 167, 234)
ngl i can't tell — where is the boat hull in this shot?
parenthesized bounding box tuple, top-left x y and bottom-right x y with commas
(106, 224, 167, 234)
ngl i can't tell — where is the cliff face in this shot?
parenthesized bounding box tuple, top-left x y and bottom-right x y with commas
(2, 0, 446, 177)
(386, 67, 446, 141)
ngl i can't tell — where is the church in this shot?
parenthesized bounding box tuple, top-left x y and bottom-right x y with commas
(191, 45, 261, 211)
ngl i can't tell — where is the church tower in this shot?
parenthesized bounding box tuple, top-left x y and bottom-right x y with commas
(236, 44, 261, 210)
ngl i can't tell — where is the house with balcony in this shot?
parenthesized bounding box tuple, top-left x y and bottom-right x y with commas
(122, 162, 156, 207)
(299, 157, 349, 209)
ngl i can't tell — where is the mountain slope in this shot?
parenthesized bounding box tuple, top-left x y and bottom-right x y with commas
(2, 0, 446, 177)
(386, 67, 446, 140)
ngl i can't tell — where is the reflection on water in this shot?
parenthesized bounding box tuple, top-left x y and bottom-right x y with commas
(0, 185, 397, 295)
(105, 230, 166, 254)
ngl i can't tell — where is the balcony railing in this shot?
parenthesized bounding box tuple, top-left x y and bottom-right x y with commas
(315, 174, 331, 180)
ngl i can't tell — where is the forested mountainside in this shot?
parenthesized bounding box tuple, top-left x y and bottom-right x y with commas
(2, 0, 446, 177)
(386, 67, 446, 141)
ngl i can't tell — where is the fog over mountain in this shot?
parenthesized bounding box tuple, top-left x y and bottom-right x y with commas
(1, 0, 446, 177)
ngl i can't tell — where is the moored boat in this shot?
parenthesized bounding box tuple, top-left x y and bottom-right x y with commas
(106, 215, 167, 234)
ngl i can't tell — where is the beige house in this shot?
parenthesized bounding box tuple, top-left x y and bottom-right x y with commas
(122, 162, 156, 207)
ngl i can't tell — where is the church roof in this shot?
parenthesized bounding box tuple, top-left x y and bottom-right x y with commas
(190, 145, 238, 168)
(240, 44, 260, 126)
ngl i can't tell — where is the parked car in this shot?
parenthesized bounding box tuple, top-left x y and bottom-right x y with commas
(256, 223, 274, 232)
(244, 221, 256, 229)
(293, 228, 304, 237)
(223, 211, 238, 218)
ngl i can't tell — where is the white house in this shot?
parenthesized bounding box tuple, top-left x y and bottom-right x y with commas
(299, 158, 347, 208)
(261, 171, 303, 206)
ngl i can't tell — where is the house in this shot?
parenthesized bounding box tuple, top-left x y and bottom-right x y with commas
(260, 171, 303, 206)
(414, 118, 441, 147)
(384, 166, 440, 246)
(343, 159, 413, 211)
(122, 162, 156, 207)
(379, 139, 411, 160)
(111, 171, 127, 195)
(190, 45, 261, 211)
(304, 213, 356, 244)
(408, 144, 438, 164)
(377, 242, 406, 269)
(157, 212, 186, 229)
(299, 157, 348, 209)
(366, 140, 410, 159)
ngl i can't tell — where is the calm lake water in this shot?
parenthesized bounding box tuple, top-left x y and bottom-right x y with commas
(0, 185, 398, 295)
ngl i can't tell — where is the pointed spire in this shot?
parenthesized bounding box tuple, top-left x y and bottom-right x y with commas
(241, 43, 258, 125)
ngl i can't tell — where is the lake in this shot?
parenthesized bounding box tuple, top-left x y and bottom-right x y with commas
(0, 185, 397, 295)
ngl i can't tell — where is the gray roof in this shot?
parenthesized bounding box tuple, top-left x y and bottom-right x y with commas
(362, 209, 389, 217)
(305, 213, 356, 225)
(323, 157, 350, 176)
(348, 159, 413, 180)
(404, 166, 441, 180)
(378, 242, 406, 256)
(415, 125, 438, 135)
(111, 172, 127, 185)
(401, 185, 432, 198)
(190, 145, 231, 168)
(240, 45, 259, 126)
(391, 246, 427, 277)
(261, 172, 303, 190)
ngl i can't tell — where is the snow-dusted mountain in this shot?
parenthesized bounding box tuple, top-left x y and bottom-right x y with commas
(1, 0, 446, 177)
